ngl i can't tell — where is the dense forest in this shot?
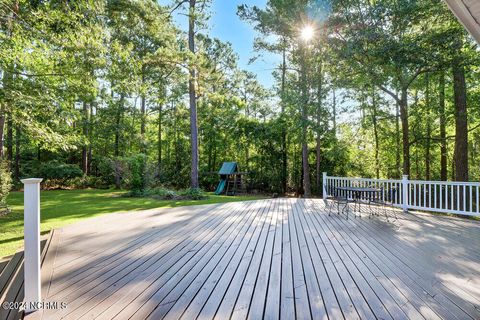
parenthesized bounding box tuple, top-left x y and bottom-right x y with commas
(0, 0, 479, 201)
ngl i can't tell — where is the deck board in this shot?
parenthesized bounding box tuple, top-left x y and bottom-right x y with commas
(105, 201, 256, 319)
(279, 199, 295, 320)
(310, 201, 435, 320)
(35, 198, 480, 320)
(347, 204, 480, 315)
(230, 199, 276, 320)
(193, 202, 271, 320)
(325, 202, 473, 319)
(156, 200, 263, 320)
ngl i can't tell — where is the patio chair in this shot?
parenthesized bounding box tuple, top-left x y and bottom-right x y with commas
(368, 187, 398, 221)
(325, 186, 354, 219)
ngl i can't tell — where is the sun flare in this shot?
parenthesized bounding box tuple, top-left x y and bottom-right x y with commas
(300, 25, 315, 42)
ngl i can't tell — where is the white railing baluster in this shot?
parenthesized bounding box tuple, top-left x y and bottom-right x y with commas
(423, 183, 426, 207)
(457, 186, 460, 211)
(322, 173, 480, 217)
(426, 183, 429, 207)
(446, 185, 448, 210)
(22, 178, 43, 313)
(475, 186, 479, 213)
(469, 185, 472, 212)
(451, 185, 454, 210)
(413, 183, 417, 207)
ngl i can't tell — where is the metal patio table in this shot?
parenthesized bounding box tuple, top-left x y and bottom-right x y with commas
(336, 186, 381, 217)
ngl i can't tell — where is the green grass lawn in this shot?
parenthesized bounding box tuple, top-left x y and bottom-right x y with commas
(0, 189, 265, 258)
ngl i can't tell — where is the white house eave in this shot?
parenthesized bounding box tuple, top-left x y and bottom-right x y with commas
(444, 0, 480, 44)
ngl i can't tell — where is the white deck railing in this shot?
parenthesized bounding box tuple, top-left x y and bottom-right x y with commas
(322, 172, 480, 217)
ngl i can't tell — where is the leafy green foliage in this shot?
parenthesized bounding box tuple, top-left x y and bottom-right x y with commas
(180, 188, 207, 200)
(36, 161, 83, 181)
(127, 154, 148, 196)
(0, 160, 12, 211)
(146, 187, 179, 200)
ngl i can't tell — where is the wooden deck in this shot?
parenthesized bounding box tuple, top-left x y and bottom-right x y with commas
(34, 198, 480, 320)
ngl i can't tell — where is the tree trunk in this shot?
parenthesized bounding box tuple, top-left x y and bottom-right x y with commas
(372, 91, 380, 179)
(115, 95, 124, 158)
(300, 47, 311, 197)
(243, 90, 250, 172)
(415, 148, 420, 179)
(0, 108, 5, 159)
(6, 113, 13, 165)
(399, 88, 410, 176)
(14, 125, 20, 181)
(213, 144, 217, 174)
(298, 145, 303, 196)
(140, 73, 146, 135)
(140, 95, 146, 134)
(281, 43, 287, 194)
(0, 3, 16, 160)
(315, 128, 321, 192)
(188, 0, 199, 188)
(315, 62, 323, 193)
(157, 103, 162, 168)
(140, 69, 147, 154)
(439, 71, 447, 181)
(425, 73, 431, 180)
(114, 160, 121, 189)
(207, 143, 212, 172)
(453, 58, 468, 181)
(81, 102, 89, 174)
(88, 104, 93, 174)
(332, 87, 337, 137)
(395, 97, 401, 178)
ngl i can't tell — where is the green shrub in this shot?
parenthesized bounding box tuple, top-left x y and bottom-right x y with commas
(69, 176, 110, 189)
(127, 186, 207, 201)
(180, 188, 207, 200)
(0, 160, 12, 211)
(146, 187, 178, 199)
(91, 156, 117, 187)
(127, 154, 148, 195)
(37, 161, 83, 181)
(30, 161, 83, 189)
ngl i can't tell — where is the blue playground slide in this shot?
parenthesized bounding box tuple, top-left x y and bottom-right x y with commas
(215, 179, 226, 195)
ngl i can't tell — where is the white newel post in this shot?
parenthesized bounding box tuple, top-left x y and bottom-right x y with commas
(21, 178, 43, 313)
(402, 175, 408, 213)
(322, 172, 327, 200)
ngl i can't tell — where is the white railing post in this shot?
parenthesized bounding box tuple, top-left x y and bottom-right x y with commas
(322, 172, 327, 200)
(21, 178, 43, 313)
(402, 175, 408, 213)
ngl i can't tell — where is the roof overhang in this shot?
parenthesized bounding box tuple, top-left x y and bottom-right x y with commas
(444, 0, 480, 44)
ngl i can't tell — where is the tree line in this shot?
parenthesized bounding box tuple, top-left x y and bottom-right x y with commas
(0, 0, 479, 200)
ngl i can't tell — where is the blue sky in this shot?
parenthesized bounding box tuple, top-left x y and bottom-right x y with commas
(171, 0, 280, 89)
(209, 0, 280, 88)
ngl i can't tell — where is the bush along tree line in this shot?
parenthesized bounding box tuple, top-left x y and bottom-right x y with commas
(0, 0, 479, 205)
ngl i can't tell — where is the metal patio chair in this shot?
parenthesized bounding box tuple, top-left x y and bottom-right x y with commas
(325, 186, 354, 219)
(368, 187, 398, 221)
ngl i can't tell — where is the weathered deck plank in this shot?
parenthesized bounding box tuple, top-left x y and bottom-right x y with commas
(92, 201, 256, 320)
(229, 199, 277, 320)
(34, 198, 479, 320)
